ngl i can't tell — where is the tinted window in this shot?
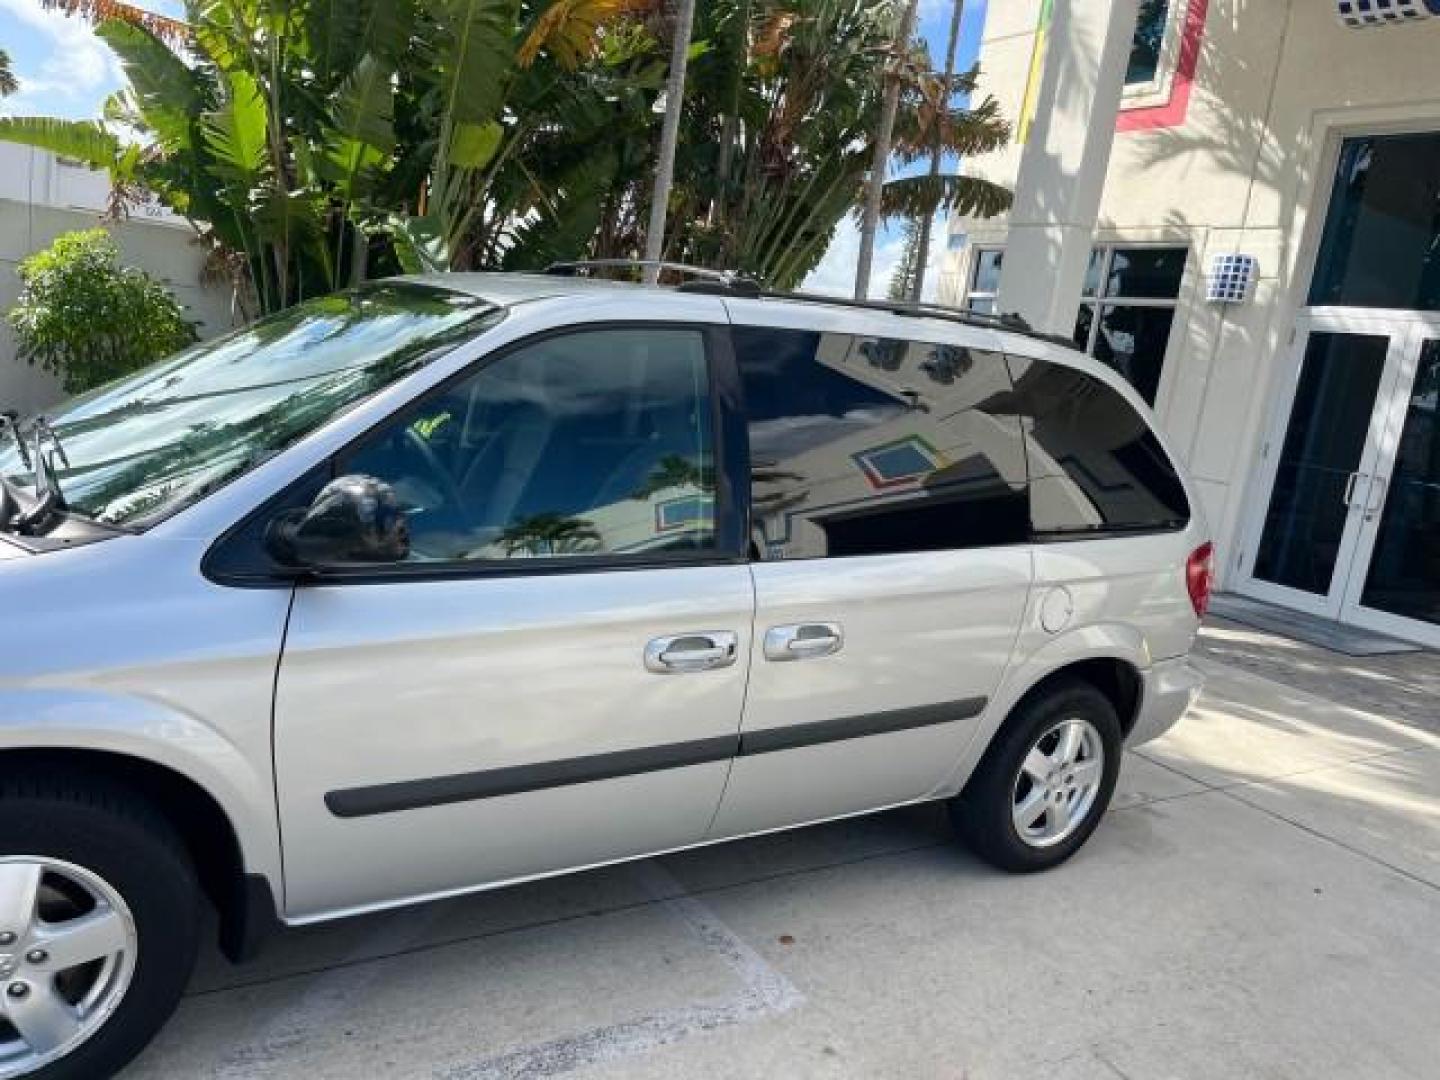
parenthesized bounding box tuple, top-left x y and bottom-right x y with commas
(1310, 132, 1440, 312)
(338, 328, 716, 562)
(1006, 356, 1189, 536)
(735, 327, 1029, 559)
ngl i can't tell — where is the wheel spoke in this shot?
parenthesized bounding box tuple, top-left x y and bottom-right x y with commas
(1014, 788, 1049, 830)
(33, 906, 128, 972)
(6, 984, 81, 1055)
(0, 863, 43, 936)
(1021, 747, 1053, 784)
(1070, 759, 1102, 789)
(1054, 722, 1084, 767)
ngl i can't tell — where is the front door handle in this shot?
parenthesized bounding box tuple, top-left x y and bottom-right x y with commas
(1364, 475, 1388, 522)
(644, 632, 739, 674)
(763, 623, 844, 662)
(1342, 471, 1363, 509)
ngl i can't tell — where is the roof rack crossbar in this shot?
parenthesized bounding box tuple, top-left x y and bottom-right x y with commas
(543, 259, 760, 290)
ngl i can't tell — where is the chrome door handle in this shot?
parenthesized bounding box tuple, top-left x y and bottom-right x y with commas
(1364, 475, 1388, 521)
(644, 632, 738, 674)
(1342, 471, 1362, 509)
(763, 623, 844, 662)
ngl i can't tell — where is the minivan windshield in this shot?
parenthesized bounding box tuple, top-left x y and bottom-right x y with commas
(0, 283, 500, 529)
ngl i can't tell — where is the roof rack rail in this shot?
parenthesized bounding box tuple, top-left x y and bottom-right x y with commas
(543, 260, 762, 295)
(751, 290, 1077, 350)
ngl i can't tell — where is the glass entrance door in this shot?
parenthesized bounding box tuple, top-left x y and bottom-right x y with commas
(1243, 315, 1405, 618)
(1342, 326, 1440, 645)
(1242, 316, 1440, 645)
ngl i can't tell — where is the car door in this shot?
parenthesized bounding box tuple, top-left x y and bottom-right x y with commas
(707, 314, 1034, 839)
(273, 322, 754, 918)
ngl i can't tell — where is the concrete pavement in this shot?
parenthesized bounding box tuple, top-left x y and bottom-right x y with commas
(124, 656, 1440, 1079)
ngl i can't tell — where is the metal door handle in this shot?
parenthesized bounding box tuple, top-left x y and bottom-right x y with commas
(763, 623, 844, 662)
(1342, 471, 1362, 509)
(1364, 475, 1388, 521)
(644, 632, 738, 674)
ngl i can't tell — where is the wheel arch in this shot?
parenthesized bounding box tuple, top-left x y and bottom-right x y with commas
(931, 623, 1152, 799)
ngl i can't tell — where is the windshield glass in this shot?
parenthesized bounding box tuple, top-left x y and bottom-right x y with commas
(0, 283, 500, 528)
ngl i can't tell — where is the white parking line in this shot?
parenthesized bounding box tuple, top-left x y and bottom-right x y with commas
(437, 862, 804, 1080)
(209, 905, 446, 1079)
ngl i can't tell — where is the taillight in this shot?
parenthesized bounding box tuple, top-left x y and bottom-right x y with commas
(1186, 542, 1215, 618)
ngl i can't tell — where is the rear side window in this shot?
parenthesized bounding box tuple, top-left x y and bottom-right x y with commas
(734, 326, 1029, 559)
(1006, 355, 1189, 537)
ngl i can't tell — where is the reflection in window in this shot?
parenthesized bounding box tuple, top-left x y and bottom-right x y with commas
(339, 328, 716, 562)
(1074, 245, 1187, 405)
(1006, 356, 1190, 536)
(734, 327, 1029, 559)
(1127, 0, 1172, 86)
(962, 248, 1004, 314)
(0, 284, 498, 527)
(1310, 132, 1440, 312)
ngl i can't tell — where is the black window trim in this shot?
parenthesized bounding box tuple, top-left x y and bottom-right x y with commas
(204, 321, 748, 588)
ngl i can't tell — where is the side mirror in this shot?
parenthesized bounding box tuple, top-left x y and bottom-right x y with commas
(265, 475, 410, 568)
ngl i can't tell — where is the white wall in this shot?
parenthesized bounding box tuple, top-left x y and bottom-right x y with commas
(0, 144, 234, 415)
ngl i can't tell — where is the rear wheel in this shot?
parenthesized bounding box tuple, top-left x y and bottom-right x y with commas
(0, 779, 200, 1079)
(950, 681, 1122, 872)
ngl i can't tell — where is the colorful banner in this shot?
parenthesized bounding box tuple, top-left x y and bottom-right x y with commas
(1016, 0, 1054, 144)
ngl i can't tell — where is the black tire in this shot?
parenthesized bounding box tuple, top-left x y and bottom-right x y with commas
(0, 775, 201, 1080)
(950, 680, 1123, 873)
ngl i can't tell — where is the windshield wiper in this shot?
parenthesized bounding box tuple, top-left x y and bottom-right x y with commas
(0, 411, 32, 471)
(12, 417, 71, 534)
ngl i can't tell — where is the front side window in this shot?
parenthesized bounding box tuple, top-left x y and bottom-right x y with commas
(0, 284, 498, 527)
(1007, 356, 1189, 537)
(337, 328, 717, 562)
(1074, 245, 1187, 405)
(735, 326, 1028, 560)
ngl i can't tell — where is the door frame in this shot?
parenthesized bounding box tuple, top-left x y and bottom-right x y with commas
(1338, 313, 1440, 648)
(1236, 309, 1440, 642)
(1235, 309, 1410, 618)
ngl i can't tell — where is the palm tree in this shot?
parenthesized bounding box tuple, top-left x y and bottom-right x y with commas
(631, 454, 713, 499)
(909, 0, 963, 301)
(0, 50, 17, 97)
(500, 513, 602, 556)
(2, 0, 652, 313)
(855, 0, 920, 299)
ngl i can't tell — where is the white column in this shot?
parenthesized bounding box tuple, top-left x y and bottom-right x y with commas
(995, 0, 1140, 334)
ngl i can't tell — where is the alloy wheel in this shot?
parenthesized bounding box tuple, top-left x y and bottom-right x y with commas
(1010, 718, 1106, 849)
(0, 858, 137, 1079)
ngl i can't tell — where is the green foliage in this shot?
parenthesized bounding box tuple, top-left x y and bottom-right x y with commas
(0, 0, 1012, 307)
(6, 229, 197, 394)
(0, 49, 18, 97)
(887, 218, 922, 301)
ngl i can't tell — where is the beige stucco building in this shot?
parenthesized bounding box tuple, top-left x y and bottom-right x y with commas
(0, 143, 232, 415)
(943, 0, 1440, 647)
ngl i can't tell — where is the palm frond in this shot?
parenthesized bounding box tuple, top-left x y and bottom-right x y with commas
(39, 0, 190, 50)
(879, 172, 1012, 221)
(0, 116, 122, 169)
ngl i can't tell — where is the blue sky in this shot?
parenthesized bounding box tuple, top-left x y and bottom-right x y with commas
(0, 0, 988, 297)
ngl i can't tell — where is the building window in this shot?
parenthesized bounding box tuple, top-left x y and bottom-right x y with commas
(963, 248, 1004, 315)
(1127, 0, 1173, 86)
(1310, 131, 1440, 312)
(1073, 246, 1187, 406)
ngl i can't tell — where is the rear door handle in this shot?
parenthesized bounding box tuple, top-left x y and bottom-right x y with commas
(763, 623, 844, 662)
(644, 632, 739, 674)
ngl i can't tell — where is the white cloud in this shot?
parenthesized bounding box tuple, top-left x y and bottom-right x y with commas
(803, 213, 952, 303)
(0, 0, 125, 117)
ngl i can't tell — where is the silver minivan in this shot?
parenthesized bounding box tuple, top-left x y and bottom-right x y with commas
(0, 269, 1209, 1079)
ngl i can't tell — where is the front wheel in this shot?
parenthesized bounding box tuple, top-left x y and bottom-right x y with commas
(0, 778, 200, 1080)
(950, 681, 1122, 872)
